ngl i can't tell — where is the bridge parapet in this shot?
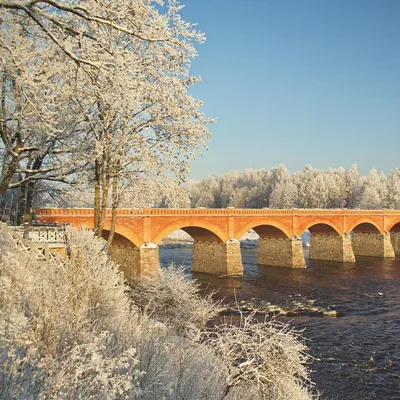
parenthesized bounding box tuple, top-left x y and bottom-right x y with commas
(34, 207, 400, 217)
(9, 225, 66, 244)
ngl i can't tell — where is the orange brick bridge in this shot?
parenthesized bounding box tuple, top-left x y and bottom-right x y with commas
(35, 208, 400, 281)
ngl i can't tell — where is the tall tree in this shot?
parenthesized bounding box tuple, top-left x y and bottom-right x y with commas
(1, 1, 211, 237)
(345, 164, 362, 208)
(360, 169, 385, 210)
(386, 169, 400, 210)
(0, 13, 87, 222)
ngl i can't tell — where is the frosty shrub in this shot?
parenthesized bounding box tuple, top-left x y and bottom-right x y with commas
(0, 225, 141, 398)
(129, 265, 222, 340)
(133, 326, 227, 400)
(0, 224, 316, 399)
(203, 311, 315, 400)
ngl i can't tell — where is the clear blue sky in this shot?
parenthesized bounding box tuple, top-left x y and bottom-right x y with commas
(180, 0, 400, 179)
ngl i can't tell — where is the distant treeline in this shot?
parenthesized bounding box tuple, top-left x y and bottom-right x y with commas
(184, 165, 400, 210)
(1, 165, 399, 221)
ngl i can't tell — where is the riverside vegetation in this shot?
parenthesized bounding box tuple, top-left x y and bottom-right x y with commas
(0, 224, 317, 399)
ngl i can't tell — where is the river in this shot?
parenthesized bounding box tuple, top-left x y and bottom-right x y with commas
(159, 244, 400, 400)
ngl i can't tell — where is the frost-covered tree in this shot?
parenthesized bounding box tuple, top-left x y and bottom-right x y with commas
(0, 12, 87, 217)
(294, 166, 329, 209)
(360, 169, 386, 209)
(236, 169, 270, 208)
(185, 164, 398, 211)
(1, 1, 212, 234)
(386, 169, 400, 210)
(345, 164, 363, 208)
(196, 186, 215, 208)
(268, 165, 296, 208)
(360, 186, 381, 210)
(323, 167, 347, 208)
(270, 179, 298, 208)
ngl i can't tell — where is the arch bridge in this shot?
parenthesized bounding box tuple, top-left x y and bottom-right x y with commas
(35, 208, 400, 281)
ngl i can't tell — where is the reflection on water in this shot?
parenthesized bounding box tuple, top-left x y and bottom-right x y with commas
(159, 244, 400, 400)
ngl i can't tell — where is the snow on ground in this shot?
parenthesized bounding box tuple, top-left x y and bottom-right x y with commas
(161, 229, 193, 244)
(160, 229, 259, 244)
(160, 229, 310, 248)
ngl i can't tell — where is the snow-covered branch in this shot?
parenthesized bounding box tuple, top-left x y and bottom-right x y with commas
(1, 0, 211, 225)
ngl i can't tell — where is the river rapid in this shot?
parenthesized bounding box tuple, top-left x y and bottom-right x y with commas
(159, 244, 400, 400)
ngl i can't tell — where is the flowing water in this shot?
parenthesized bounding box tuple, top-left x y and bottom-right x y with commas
(159, 244, 400, 400)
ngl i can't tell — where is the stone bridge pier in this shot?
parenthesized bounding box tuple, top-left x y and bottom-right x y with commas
(103, 231, 160, 281)
(177, 226, 242, 275)
(351, 223, 395, 258)
(390, 223, 400, 255)
(109, 244, 160, 281)
(391, 233, 400, 254)
(352, 232, 395, 258)
(192, 239, 242, 275)
(308, 224, 356, 263)
(255, 225, 306, 268)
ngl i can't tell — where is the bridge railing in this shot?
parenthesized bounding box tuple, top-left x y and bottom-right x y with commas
(34, 207, 400, 217)
(8, 225, 66, 244)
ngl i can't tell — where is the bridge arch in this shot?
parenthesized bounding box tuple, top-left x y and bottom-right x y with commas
(101, 227, 141, 247)
(297, 220, 341, 236)
(304, 221, 355, 263)
(153, 220, 226, 244)
(350, 220, 394, 258)
(236, 220, 305, 269)
(388, 221, 400, 232)
(390, 222, 400, 255)
(235, 220, 291, 240)
(349, 220, 382, 234)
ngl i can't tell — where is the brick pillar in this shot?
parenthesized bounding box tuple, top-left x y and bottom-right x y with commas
(192, 239, 243, 275)
(109, 242, 161, 282)
(139, 242, 161, 279)
(257, 236, 306, 268)
(309, 234, 356, 262)
(109, 245, 140, 282)
(352, 232, 395, 258)
(226, 239, 243, 275)
(391, 232, 400, 255)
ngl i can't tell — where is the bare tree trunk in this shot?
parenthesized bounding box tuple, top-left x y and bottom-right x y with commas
(18, 178, 26, 224)
(0, 69, 14, 196)
(105, 172, 119, 252)
(22, 154, 44, 223)
(0, 145, 22, 195)
(98, 159, 110, 236)
(94, 158, 102, 235)
(24, 180, 36, 223)
(94, 150, 111, 238)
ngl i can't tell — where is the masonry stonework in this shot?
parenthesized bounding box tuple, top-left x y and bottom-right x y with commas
(391, 232, 400, 254)
(192, 240, 243, 275)
(109, 246, 140, 281)
(109, 243, 161, 282)
(352, 233, 395, 258)
(309, 234, 356, 262)
(139, 243, 161, 279)
(225, 239, 243, 275)
(257, 237, 306, 268)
